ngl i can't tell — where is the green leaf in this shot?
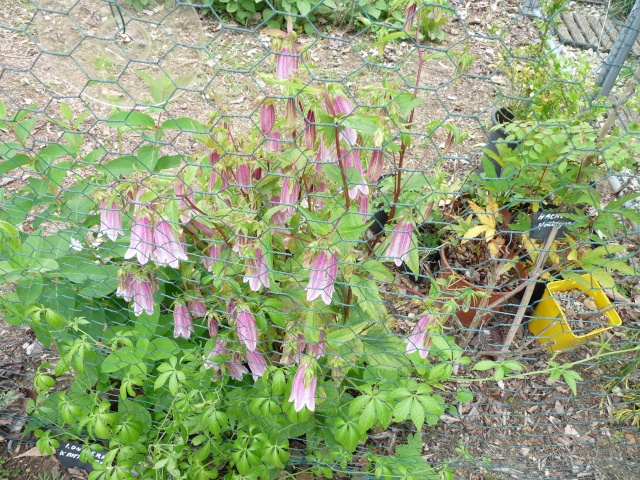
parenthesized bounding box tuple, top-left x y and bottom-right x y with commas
(15, 118, 36, 144)
(154, 154, 182, 172)
(501, 360, 523, 372)
(332, 417, 362, 452)
(393, 397, 412, 422)
(57, 256, 118, 284)
(161, 117, 210, 133)
(395, 93, 425, 118)
(107, 111, 155, 130)
(36, 144, 79, 166)
(418, 394, 445, 425)
(455, 389, 473, 403)
(102, 348, 146, 375)
(373, 31, 409, 47)
(298, 206, 333, 236)
(136, 145, 160, 172)
(102, 155, 137, 176)
(341, 114, 378, 137)
(561, 272, 594, 289)
(297, 0, 311, 16)
(148, 337, 179, 361)
(0, 153, 31, 175)
(561, 370, 583, 396)
(360, 259, 394, 282)
(472, 360, 498, 371)
(16, 274, 43, 307)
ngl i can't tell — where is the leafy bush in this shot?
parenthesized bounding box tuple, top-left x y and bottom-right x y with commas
(0, 10, 470, 479)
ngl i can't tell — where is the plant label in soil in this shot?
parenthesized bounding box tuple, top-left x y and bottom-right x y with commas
(530, 212, 573, 240)
(56, 441, 106, 472)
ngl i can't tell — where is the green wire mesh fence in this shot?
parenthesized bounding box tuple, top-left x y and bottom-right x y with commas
(1, 1, 640, 479)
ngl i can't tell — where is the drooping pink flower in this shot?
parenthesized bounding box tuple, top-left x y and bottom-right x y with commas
(243, 247, 270, 292)
(173, 301, 194, 339)
(246, 350, 268, 381)
(205, 341, 227, 373)
(275, 46, 299, 80)
(405, 315, 434, 359)
(267, 130, 282, 153)
(317, 141, 336, 163)
(280, 332, 304, 366)
(99, 199, 124, 241)
(153, 220, 188, 268)
(304, 109, 316, 150)
(356, 191, 369, 222)
(285, 98, 297, 127)
(259, 102, 275, 135)
(203, 242, 225, 272)
(289, 363, 317, 412)
(269, 195, 288, 226)
(116, 269, 134, 302)
(280, 177, 300, 217)
(187, 296, 207, 318)
(305, 250, 339, 305)
(332, 95, 354, 116)
(385, 221, 414, 267)
(130, 273, 157, 317)
(208, 152, 229, 192)
(343, 150, 369, 200)
(236, 163, 252, 193)
(367, 149, 384, 184)
(124, 208, 154, 265)
(227, 352, 249, 380)
(307, 332, 326, 359)
(405, 3, 417, 31)
(236, 310, 258, 352)
(208, 314, 219, 339)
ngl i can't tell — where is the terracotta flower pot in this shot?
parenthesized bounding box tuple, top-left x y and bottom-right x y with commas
(438, 246, 526, 327)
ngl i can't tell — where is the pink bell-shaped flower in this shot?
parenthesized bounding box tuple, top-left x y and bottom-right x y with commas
(236, 310, 258, 352)
(130, 272, 157, 317)
(203, 242, 225, 272)
(259, 101, 275, 135)
(305, 250, 339, 305)
(405, 315, 434, 359)
(243, 247, 270, 292)
(153, 220, 188, 268)
(124, 208, 154, 265)
(280, 177, 300, 218)
(173, 301, 194, 339)
(246, 350, 268, 381)
(275, 46, 299, 80)
(385, 221, 414, 267)
(99, 198, 124, 241)
(288, 362, 317, 412)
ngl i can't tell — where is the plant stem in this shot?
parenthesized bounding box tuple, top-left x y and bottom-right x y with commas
(334, 124, 350, 211)
(454, 343, 640, 383)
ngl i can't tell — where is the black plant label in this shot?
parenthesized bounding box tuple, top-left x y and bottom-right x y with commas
(56, 442, 106, 472)
(530, 212, 573, 240)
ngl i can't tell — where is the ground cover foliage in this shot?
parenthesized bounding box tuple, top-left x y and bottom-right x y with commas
(1, 1, 640, 479)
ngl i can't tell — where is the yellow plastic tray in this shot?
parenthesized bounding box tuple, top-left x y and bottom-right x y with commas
(529, 274, 622, 352)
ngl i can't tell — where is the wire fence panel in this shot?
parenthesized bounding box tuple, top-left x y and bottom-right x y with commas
(1, 1, 640, 479)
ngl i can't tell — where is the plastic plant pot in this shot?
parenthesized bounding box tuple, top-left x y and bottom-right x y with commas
(529, 274, 622, 352)
(480, 107, 518, 177)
